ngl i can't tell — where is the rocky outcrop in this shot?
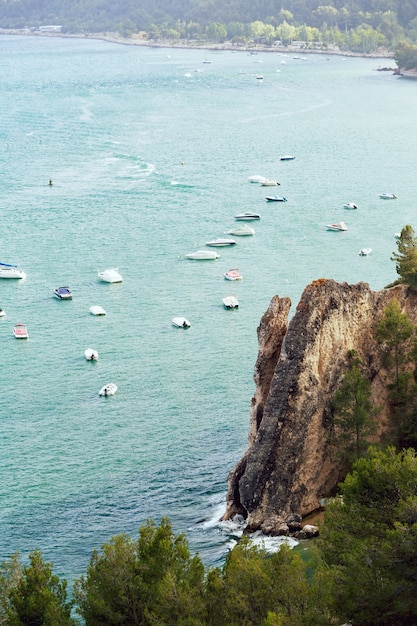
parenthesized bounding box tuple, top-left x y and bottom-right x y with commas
(223, 279, 417, 533)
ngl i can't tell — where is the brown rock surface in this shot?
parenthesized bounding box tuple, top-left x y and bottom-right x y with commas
(223, 279, 416, 533)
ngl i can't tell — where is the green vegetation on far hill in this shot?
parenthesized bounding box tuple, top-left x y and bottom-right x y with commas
(2, 0, 417, 56)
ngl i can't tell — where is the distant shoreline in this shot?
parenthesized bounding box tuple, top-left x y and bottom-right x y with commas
(0, 28, 396, 61)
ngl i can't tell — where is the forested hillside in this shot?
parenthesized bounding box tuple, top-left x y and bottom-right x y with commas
(1, 0, 417, 52)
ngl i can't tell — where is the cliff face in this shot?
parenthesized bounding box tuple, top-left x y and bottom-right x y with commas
(223, 279, 417, 532)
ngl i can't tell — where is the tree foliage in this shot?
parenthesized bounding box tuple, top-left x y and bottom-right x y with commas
(332, 352, 378, 466)
(0, 550, 75, 626)
(74, 517, 206, 625)
(206, 538, 333, 626)
(1, 0, 417, 52)
(394, 41, 417, 68)
(374, 298, 415, 392)
(319, 447, 417, 626)
(391, 224, 417, 289)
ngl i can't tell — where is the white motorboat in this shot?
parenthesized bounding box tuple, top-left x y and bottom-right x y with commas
(0, 309, 6, 317)
(359, 248, 372, 256)
(228, 224, 255, 236)
(235, 212, 261, 221)
(172, 317, 191, 328)
(99, 383, 117, 396)
(206, 238, 237, 247)
(54, 286, 73, 300)
(261, 180, 280, 187)
(326, 222, 348, 231)
(343, 203, 358, 209)
(379, 193, 397, 199)
(185, 250, 219, 260)
(98, 268, 123, 283)
(0, 262, 26, 279)
(222, 296, 239, 309)
(85, 348, 99, 361)
(89, 305, 107, 316)
(266, 196, 287, 202)
(248, 175, 268, 184)
(13, 323, 28, 339)
(280, 155, 295, 161)
(224, 269, 242, 281)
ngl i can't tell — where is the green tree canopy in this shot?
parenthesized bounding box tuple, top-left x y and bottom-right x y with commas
(332, 352, 378, 466)
(1, 550, 75, 626)
(374, 298, 415, 392)
(391, 224, 417, 289)
(206, 538, 333, 626)
(319, 446, 417, 626)
(74, 517, 206, 625)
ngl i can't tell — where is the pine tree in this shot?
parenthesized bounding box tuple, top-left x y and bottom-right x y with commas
(332, 353, 378, 465)
(4, 550, 75, 626)
(375, 298, 415, 393)
(391, 224, 417, 289)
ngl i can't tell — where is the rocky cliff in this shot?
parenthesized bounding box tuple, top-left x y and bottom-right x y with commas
(223, 279, 417, 533)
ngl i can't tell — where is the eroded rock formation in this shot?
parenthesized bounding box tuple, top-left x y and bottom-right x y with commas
(223, 279, 417, 533)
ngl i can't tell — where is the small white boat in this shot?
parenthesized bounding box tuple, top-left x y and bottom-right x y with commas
(224, 269, 242, 281)
(379, 193, 397, 199)
(235, 212, 261, 221)
(172, 317, 191, 328)
(54, 286, 73, 300)
(13, 323, 28, 339)
(185, 250, 219, 260)
(0, 309, 6, 317)
(266, 196, 287, 202)
(89, 305, 106, 316)
(261, 180, 280, 187)
(228, 224, 255, 236)
(248, 175, 268, 184)
(359, 248, 372, 256)
(222, 296, 239, 309)
(0, 262, 26, 279)
(85, 348, 99, 361)
(98, 268, 123, 283)
(343, 203, 358, 209)
(280, 155, 295, 161)
(326, 222, 348, 231)
(99, 383, 117, 396)
(206, 238, 237, 247)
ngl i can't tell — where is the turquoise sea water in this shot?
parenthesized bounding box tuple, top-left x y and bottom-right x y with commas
(1, 35, 416, 581)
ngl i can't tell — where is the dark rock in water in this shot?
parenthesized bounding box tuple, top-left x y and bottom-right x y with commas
(222, 279, 417, 533)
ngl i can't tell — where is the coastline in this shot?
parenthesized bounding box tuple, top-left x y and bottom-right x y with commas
(0, 28, 395, 61)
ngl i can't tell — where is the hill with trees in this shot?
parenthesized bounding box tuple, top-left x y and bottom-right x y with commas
(1, 0, 417, 56)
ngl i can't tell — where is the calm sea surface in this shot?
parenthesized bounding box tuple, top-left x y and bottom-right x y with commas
(1, 35, 416, 581)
